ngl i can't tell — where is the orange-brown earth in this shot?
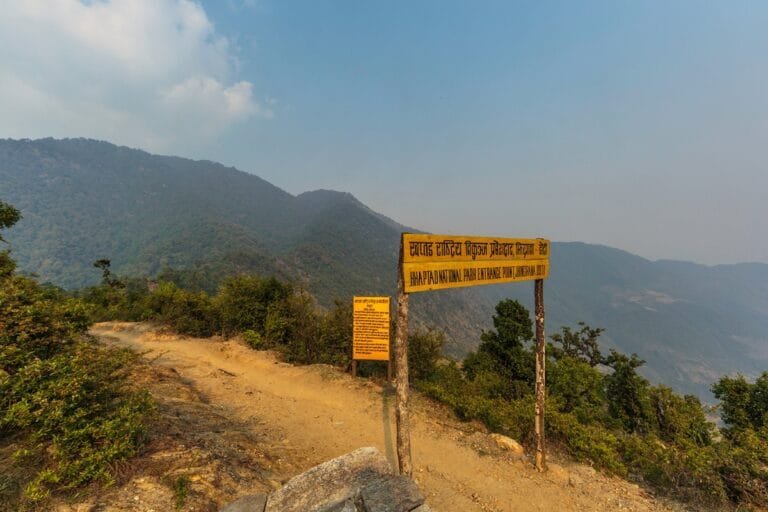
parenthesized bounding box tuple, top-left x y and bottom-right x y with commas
(54, 322, 687, 512)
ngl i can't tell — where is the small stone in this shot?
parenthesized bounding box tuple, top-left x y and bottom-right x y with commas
(489, 433, 525, 457)
(568, 473, 584, 486)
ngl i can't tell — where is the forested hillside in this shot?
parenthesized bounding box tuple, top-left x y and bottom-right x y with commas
(483, 244, 768, 397)
(2, 138, 767, 398)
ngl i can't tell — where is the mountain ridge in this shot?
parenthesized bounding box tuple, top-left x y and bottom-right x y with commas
(2, 137, 767, 399)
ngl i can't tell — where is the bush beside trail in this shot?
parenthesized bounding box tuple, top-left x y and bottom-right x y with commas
(418, 303, 768, 509)
(0, 201, 153, 508)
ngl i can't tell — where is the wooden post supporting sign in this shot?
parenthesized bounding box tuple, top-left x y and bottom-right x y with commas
(394, 239, 412, 475)
(394, 233, 550, 476)
(534, 278, 546, 471)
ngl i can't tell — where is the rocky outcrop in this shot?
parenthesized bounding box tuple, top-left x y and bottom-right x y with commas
(221, 447, 430, 512)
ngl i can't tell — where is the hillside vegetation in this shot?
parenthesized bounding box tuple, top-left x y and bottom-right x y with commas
(2, 191, 767, 509)
(2, 138, 768, 398)
(0, 201, 152, 507)
(79, 261, 768, 509)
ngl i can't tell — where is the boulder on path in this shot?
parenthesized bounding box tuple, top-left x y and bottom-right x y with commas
(222, 446, 427, 512)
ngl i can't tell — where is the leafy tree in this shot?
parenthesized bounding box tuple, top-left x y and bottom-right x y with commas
(461, 349, 518, 399)
(276, 292, 320, 363)
(0, 201, 21, 242)
(464, 299, 535, 398)
(550, 322, 605, 367)
(713, 372, 768, 434)
(408, 327, 445, 383)
(604, 350, 652, 434)
(747, 372, 768, 429)
(648, 385, 713, 446)
(93, 258, 123, 289)
(0, 201, 20, 277)
(316, 300, 353, 366)
(548, 356, 606, 422)
(480, 299, 533, 350)
(712, 374, 753, 434)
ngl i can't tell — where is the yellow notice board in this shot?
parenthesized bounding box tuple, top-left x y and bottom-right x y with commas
(402, 234, 550, 293)
(353, 296, 391, 361)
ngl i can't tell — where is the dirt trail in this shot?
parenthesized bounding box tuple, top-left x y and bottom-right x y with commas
(90, 322, 682, 512)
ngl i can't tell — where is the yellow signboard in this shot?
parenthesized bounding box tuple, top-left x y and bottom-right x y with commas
(353, 296, 391, 361)
(402, 234, 550, 293)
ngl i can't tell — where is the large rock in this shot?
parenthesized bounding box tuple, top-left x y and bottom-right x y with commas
(221, 447, 428, 512)
(265, 447, 424, 512)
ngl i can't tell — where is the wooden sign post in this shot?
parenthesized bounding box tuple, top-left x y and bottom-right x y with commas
(394, 252, 411, 476)
(395, 233, 550, 475)
(352, 297, 391, 378)
(534, 278, 546, 471)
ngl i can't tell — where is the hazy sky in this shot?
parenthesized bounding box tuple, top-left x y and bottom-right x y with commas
(2, 1, 767, 265)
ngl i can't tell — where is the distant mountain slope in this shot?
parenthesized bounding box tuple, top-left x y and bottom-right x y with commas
(2, 138, 767, 398)
(0, 137, 303, 285)
(0, 138, 494, 355)
(480, 243, 768, 397)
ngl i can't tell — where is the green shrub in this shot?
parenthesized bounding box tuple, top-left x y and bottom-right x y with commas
(143, 282, 218, 337)
(0, 277, 153, 502)
(548, 356, 606, 424)
(418, 362, 465, 404)
(418, 306, 768, 509)
(408, 328, 445, 383)
(714, 427, 768, 505)
(315, 300, 353, 367)
(2, 343, 153, 501)
(648, 385, 713, 446)
(171, 475, 190, 509)
(547, 405, 626, 475)
(242, 329, 263, 349)
(215, 275, 291, 337)
(79, 277, 152, 323)
(274, 293, 321, 364)
(0, 200, 153, 505)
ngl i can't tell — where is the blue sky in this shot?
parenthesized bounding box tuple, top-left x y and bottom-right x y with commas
(1, 1, 767, 264)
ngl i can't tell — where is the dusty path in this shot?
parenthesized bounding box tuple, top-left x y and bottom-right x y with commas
(91, 322, 681, 512)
